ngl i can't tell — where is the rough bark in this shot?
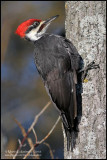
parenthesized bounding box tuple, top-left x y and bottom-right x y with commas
(64, 1, 106, 159)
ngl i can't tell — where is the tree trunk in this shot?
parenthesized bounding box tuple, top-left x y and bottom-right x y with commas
(64, 1, 106, 159)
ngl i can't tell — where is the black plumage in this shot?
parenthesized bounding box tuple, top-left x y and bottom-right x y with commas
(16, 15, 99, 152)
(34, 33, 83, 151)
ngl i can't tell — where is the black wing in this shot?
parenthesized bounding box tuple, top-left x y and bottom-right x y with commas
(43, 36, 81, 128)
(34, 34, 83, 150)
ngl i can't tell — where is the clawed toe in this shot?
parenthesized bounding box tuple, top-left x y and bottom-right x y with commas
(78, 60, 100, 82)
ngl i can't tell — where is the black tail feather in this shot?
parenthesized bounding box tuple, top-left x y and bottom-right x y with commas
(61, 113, 79, 151)
(67, 130, 71, 151)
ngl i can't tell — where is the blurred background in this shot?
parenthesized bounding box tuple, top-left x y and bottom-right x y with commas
(1, 1, 65, 159)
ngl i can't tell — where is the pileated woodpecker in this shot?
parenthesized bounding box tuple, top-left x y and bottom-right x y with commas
(15, 15, 99, 151)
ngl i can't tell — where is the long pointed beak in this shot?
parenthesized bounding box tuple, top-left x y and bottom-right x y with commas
(44, 15, 59, 25)
(38, 15, 59, 33)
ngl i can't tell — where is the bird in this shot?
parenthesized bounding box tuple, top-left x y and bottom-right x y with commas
(15, 15, 85, 151)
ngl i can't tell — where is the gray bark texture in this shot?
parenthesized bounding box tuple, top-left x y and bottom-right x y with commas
(64, 1, 106, 159)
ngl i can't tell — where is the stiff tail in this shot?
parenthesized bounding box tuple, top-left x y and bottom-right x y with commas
(61, 112, 78, 151)
(61, 72, 80, 151)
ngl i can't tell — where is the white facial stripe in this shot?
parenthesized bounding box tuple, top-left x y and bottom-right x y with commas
(26, 28, 40, 41)
(26, 21, 50, 41)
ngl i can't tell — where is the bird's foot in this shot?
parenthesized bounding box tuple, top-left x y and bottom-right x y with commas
(78, 60, 100, 82)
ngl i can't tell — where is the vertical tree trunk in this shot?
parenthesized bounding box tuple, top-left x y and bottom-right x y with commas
(64, 1, 106, 159)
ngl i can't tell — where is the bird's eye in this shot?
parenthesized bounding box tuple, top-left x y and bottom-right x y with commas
(33, 22, 40, 27)
(25, 22, 40, 34)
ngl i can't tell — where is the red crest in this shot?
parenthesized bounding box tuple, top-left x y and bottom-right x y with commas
(15, 19, 42, 38)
